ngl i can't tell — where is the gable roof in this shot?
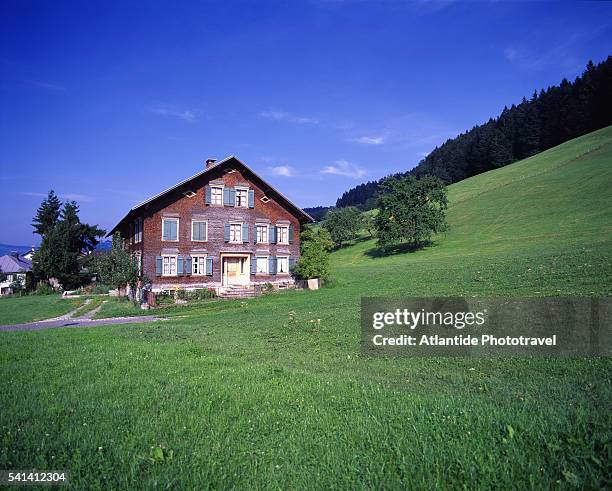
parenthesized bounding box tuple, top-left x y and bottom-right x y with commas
(108, 156, 313, 236)
(0, 254, 32, 274)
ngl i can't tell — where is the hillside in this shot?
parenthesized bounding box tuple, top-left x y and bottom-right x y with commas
(331, 125, 612, 296)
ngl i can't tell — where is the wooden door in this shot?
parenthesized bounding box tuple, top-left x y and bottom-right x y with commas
(226, 258, 239, 283)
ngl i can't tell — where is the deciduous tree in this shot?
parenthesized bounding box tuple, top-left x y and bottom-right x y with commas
(375, 175, 448, 250)
(322, 206, 361, 247)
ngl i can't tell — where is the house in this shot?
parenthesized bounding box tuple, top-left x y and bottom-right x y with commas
(21, 247, 36, 261)
(0, 252, 32, 295)
(108, 156, 314, 293)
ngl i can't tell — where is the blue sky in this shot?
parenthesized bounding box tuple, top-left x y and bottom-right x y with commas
(1, 1, 611, 245)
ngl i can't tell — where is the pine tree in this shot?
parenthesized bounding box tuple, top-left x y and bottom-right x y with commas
(32, 196, 105, 289)
(32, 190, 61, 237)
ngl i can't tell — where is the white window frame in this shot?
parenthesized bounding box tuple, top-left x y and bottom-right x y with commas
(192, 255, 207, 276)
(256, 256, 268, 274)
(277, 225, 289, 245)
(256, 224, 268, 244)
(211, 185, 223, 206)
(191, 219, 208, 242)
(161, 218, 179, 242)
(235, 186, 249, 207)
(229, 222, 243, 243)
(277, 256, 289, 275)
(162, 255, 178, 276)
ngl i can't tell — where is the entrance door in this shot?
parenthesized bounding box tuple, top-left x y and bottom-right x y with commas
(226, 257, 239, 283)
(223, 256, 250, 286)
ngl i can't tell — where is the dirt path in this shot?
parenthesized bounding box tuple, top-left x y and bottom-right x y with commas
(0, 314, 165, 332)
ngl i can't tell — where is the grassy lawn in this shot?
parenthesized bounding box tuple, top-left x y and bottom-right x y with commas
(1, 128, 611, 488)
(0, 295, 83, 325)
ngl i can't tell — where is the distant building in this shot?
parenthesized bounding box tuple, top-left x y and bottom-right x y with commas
(0, 252, 33, 295)
(21, 246, 36, 261)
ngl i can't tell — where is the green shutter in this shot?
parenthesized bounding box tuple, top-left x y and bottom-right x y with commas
(269, 225, 277, 244)
(251, 257, 257, 275)
(242, 224, 248, 243)
(269, 256, 277, 275)
(224, 224, 230, 242)
(177, 256, 184, 275)
(248, 189, 255, 208)
(185, 256, 192, 275)
(155, 256, 162, 276)
(206, 257, 213, 276)
(288, 225, 294, 244)
(205, 186, 211, 205)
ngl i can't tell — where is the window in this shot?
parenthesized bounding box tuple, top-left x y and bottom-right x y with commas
(134, 253, 142, 275)
(162, 256, 177, 276)
(191, 220, 207, 241)
(256, 256, 268, 274)
(211, 186, 223, 206)
(229, 223, 242, 243)
(162, 218, 178, 241)
(192, 255, 207, 275)
(277, 256, 289, 274)
(134, 218, 142, 243)
(256, 224, 268, 243)
(235, 188, 248, 207)
(277, 225, 289, 245)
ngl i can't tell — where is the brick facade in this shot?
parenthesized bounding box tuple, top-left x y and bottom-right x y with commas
(111, 157, 312, 292)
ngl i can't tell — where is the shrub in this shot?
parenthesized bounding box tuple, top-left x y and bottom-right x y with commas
(90, 283, 111, 294)
(190, 289, 216, 300)
(32, 281, 55, 295)
(9, 277, 26, 296)
(175, 288, 188, 301)
(292, 226, 334, 281)
(156, 292, 175, 305)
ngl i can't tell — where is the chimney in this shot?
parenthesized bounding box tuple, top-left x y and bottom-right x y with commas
(206, 158, 217, 169)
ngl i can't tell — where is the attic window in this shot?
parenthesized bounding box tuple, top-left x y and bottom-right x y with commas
(260, 195, 270, 203)
(183, 190, 197, 198)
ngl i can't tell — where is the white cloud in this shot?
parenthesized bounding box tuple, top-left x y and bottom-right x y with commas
(20, 192, 95, 202)
(27, 80, 66, 91)
(259, 109, 319, 125)
(350, 135, 386, 145)
(268, 165, 294, 177)
(150, 104, 197, 122)
(321, 160, 367, 179)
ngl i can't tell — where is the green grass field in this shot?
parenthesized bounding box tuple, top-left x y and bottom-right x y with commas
(1, 128, 611, 489)
(0, 295, 83, 325)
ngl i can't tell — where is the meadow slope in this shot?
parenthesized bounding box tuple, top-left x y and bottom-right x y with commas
(0, 128, 611, 489)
